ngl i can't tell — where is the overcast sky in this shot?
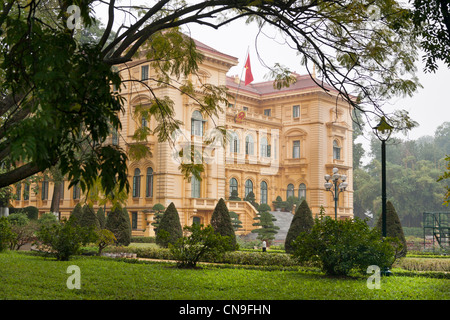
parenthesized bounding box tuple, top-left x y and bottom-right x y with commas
(95, 3, 450, 144)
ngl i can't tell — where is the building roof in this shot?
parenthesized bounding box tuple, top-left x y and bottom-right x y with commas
(226, 72, 338, 98)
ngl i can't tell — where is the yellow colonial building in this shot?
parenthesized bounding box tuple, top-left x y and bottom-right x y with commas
(11, 39, 353, 236)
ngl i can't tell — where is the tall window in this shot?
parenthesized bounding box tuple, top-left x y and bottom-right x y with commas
(245, 135, 254, 155)
(299, 183, 306, 200)
(112, 128, 118, 145)
(260, 137, 270, 157)
(142, 115, 148, 128)
(230, 131, 239, 153)
(333, 140, 341, 160)
(191, 110, 204, 136)
(23, 183, 30, 201)
(133, 168, 141, 198)
(141, 65, 149, 80)
(293, 140, 300, 158)
(229, 178, 238, 196)
(59, 181, 65, 199)
(293, 105, 300, 118)
(131, 212, 138, 230)
(15, 183, 21, 201)
(245, 179, 253, 198)
(41, 177, 49, 200)
(287, 184, 294, 199)
(260, 181, 268, 204)
(191, 175, 201, 198)
(73, 183, 80, 200)
(146, 167, 153, 197)
(264, 109, 271, 116)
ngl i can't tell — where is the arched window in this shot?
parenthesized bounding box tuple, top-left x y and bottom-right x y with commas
(191, 110, 204, 136)
(333, 140, 341, 160)
(298, 183, 306, 200)
(245, 179, 253, 198)
(245, 135, 254, 155)
(260, 181, 268, 204)
(287, 183, 294, 199)
(229, 178, 238, 197)
(146, 167, 153, 197)
(191, 175, 201, 198)
(72, 183, 80, 200)
(230, 131, 240, 153)
(133, 168, 141, 198)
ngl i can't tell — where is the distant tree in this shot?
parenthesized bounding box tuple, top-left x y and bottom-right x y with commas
(79, 204, 100, 229)
(229, 211, 243, 231)
(105, 205, 132, 246)
(210, 198, 237, 250)
(69, 203, 83, 225)
(272, 196, 283, 211)
(376, 201, 407, 257)
(96, 207, 106, 229)
(285, 200, 314, 253)
(156, 202, 182, 248)
(151, 203, 165, 233)
(229, 190, 241, 201)
(252, 206, 279, 244)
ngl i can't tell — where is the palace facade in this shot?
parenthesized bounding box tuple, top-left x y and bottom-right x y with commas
(11, 39, 353, 236)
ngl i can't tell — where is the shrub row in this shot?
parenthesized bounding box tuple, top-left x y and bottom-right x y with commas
(104, 245, 299, 267)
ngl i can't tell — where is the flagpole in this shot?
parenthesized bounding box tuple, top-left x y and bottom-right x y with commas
(233, 47, 250, 109)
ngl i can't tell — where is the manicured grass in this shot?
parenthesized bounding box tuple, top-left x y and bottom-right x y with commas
(0, 251, 448, 300)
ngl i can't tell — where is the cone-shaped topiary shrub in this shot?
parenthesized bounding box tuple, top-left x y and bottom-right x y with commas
(285, 199, 314, 253)
(69, 203, 83, 225)
(79, 204, 100, 229)
(376, 201, 407, 257)
(210, 198, 237, 250)
(106, 205, 132, 246)
(156, 202, 182, 248)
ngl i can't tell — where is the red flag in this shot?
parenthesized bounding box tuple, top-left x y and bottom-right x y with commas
(244, 53, 254, 86)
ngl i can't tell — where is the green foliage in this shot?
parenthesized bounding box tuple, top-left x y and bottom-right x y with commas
(0, 217, 14, 252)
(80, 204, 100, 229)
(105, 206, 132, 247)
(150, 203, 165, 233)
(37, 213, 58, 227)
(155, 202, 182, 248)
(69, 203, 83, 225)
(97, 208, 106, 229)
(169, 224, 232, 268)
(251, 208, 279, 244)
(292, 216, 399, 276)
(7, 212, 29, 226)
(210, 198, 237, 250)
(437, 155, 450, 206)
(272, 196, 283, 210)
(96, 228, 116, 256)
(285, 200, 314, 253)
(36, 218, 95, 261)
(376, 201, 407, 257)
(229, 190, 241, 201)
(229, 211, 243, 231)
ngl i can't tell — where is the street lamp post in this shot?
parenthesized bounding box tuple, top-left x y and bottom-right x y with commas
(324, 167, 348, 220)
(373, 116, 393, 276)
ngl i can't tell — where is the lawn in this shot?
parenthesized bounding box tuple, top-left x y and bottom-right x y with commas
(0, 251, 448, 300)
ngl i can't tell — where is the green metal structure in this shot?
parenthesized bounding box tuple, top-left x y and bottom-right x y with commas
(423, 212, 450, 251)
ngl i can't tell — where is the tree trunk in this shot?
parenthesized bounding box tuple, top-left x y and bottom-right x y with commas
(50, 180, 62, 219)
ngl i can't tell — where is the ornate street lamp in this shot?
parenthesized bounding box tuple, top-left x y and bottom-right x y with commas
(324, 167, 348, 220)
(373, 116, 394, 276)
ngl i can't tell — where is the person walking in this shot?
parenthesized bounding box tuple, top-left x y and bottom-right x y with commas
(262, 240, 267, 252)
